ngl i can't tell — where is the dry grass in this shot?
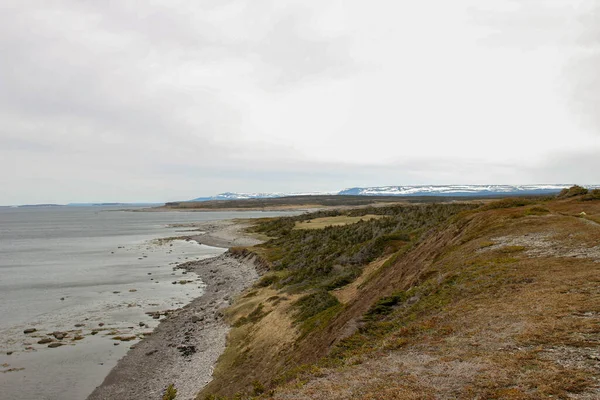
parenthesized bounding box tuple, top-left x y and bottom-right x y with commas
(200, 287, 301, 398)
(267, 198, 600, 399)
(332, 256, 391, 304)
(199, 196, 600, 399)
(294, 215, 383, 230)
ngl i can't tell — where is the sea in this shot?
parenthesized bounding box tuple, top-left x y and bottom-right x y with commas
(0, 206, 293, 400)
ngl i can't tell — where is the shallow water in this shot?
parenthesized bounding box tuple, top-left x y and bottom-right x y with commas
(0, 206, 293, 400)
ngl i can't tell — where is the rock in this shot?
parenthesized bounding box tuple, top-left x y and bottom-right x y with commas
(98, 323, 105, 327)
(191, 315, 204, 323)
(129, 289, 137, 292)
(146, 349, 158, 356)
(172, 281, 177, 285)
(147, 273, 152, 275)
(74, 323, 85, 327)
(113, 342, 120, 346)
(139, 322, 145, 327)
(37, 338, 53, 344)
(23, 328, 37, 334)
(48, 343, 63, 348)
(113, 291, 120, 294)
(73, 335, 84, 341)
(177, 345, 196, 357)
(52, 332, 67, 340)
(91, 331, 99, 335)
(60, 297, 65, 301)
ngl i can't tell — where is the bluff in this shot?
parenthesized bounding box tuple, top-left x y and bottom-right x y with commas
(200, 189, 600, 399)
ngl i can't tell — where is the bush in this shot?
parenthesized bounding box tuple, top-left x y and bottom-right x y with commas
(252, 380, 266, 395)
(162, 384, 177, 400)
(256, 274, 279, 287)
(253, 203, 476, 290)
(581, 189, 600, 201)
(481, 198, 532, 210)
(293, 291, 340, 322)
(364, 291, 407, 321)
(525, 206, 550, 216)
(558, 185, 589, 198)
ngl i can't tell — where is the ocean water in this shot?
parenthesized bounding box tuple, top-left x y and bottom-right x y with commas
(0, 206, 292, 400)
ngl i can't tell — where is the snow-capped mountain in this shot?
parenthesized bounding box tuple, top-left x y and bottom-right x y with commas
(188, 191, 336, 202)
(188, 184, 594, 201)
(338, 185, 579, 197)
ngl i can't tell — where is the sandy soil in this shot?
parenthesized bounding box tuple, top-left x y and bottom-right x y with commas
(87, 221, 265, 400)
(187, 219, 265, 248)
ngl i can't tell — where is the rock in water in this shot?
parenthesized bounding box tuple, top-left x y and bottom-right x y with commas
(23, 328, 37, 334)
(52, 332, 67, 340)
(48, 343, 63, 348)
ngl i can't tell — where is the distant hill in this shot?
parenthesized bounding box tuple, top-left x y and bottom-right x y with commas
(338, 184, 577, 197)
(188, 184, 590, 202)
(17, 204, 64, 208)
(66, 203, 163, 207)
(188, 191, 332, 202)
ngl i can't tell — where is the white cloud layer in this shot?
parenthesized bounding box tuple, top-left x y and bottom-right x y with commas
(1, 0, 598, 204)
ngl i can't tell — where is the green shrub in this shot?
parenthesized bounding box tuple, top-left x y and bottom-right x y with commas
(481, 198, 532, 210)
(162, 384, 177, 400)
(256, 274, 279, 287)
(364, 291, 408, 321)
(581, 189, 600, 201)
(252, 380, 266, 395)
(253, 203, 475, 290)
(525, 206, 550, 216)
(293, 291, 340, 322)
(558, 185, 588, 198)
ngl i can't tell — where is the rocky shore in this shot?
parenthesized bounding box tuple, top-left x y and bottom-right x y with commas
(87, 220, 264, 400)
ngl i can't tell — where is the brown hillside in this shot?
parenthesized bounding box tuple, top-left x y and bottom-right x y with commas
(201, 195, 600, 399)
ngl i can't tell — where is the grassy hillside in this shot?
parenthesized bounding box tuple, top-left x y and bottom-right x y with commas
(199, 190, 600, 399)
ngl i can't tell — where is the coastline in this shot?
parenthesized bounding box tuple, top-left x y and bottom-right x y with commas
(87, 220, 265, 400)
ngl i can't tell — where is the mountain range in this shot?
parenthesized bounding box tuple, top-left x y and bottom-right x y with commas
(188, 184, 590, 202)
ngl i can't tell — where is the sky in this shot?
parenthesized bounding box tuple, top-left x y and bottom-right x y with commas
(1, 0, 599, 205)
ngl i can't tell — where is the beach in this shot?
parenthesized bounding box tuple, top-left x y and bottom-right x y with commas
(87, 219, 269, 399)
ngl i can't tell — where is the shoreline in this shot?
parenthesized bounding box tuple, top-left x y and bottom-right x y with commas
(87, 220, 265, 400)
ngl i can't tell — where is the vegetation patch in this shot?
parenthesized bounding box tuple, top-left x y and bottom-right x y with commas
(363, 291, 408, 321)
(481, 198, 533, 210)
(558, 185, 588, 198)
(293, 291, 340, 323)
(233, 304, 270, 327)
(294, 215, 383, 230)
(525, 206, 550, 216)
(581, 188, 600, 201)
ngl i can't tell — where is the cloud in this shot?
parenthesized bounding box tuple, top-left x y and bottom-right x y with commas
(467, 0, 600, 135)
(0, 1, 598, 205)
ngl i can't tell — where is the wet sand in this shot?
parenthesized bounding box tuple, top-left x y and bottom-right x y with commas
(87, 220, 265, 400)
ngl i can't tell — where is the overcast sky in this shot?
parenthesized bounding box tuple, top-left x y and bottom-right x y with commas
(1, 1, 599, 204)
